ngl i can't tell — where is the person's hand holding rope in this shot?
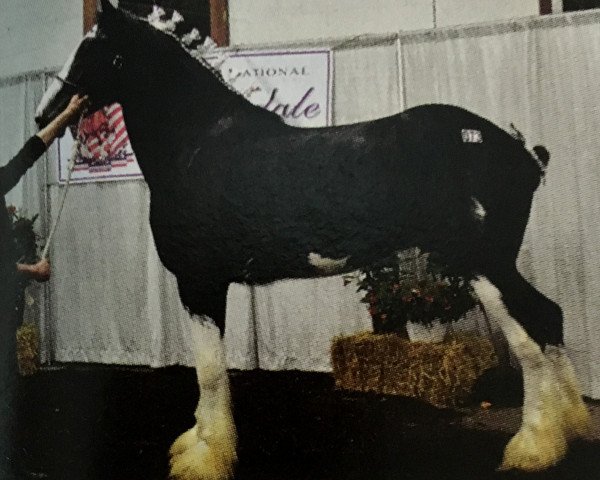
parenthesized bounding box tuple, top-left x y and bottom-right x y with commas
(15, 94, 89, 282)
(37, 94, 89, 146)
(16, 258, 51, 282)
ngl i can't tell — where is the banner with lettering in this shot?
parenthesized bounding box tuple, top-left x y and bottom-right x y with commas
(211, 48, 333, 128)
(57, 47, 333, 183)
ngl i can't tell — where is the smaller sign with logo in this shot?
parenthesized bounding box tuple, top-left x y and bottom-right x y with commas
(58, 103, 143, 184)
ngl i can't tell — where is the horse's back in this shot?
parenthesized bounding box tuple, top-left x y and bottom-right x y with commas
(394, 103, 544, 206)
(153, 102, 544, 282)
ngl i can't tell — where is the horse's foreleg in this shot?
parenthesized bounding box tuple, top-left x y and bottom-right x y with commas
(472, 275, 589, 472)
(169, 315, 237, 480)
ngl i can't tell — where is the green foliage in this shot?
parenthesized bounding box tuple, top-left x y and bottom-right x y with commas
(344, 252, 476, 335)
(7, 205, 40, 286)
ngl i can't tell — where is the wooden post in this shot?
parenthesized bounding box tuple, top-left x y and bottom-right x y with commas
(210, 0, 230, 46)
(83, 0, 97, 33)
(540, 0, 553, 14)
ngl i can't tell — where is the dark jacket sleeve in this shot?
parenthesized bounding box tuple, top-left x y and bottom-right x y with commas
(0, 135, 47, 196)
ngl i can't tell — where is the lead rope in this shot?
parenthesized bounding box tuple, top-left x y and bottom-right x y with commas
(40, 111, 86, 260)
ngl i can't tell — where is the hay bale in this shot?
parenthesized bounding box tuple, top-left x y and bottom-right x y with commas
(16, 323, 40, 376)
(331, 332, 497, 408)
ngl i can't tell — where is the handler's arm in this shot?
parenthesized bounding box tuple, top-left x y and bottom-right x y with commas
(0, 136, 46, 196)
(0, 94, 88, 196)
(36, 94, 89, 146)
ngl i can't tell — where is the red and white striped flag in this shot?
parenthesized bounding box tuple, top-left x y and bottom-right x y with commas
(75, 103, 132, 167)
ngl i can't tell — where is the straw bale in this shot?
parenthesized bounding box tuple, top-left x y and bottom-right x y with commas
(16, 322, 40, 376)
(331, 332, 497, 408)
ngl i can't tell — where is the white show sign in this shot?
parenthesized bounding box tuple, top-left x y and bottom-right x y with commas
(57, 105, 144, 184)
(214, 48, 333, 128)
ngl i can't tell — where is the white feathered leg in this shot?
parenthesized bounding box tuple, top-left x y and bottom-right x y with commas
(169, 317, 237, 480)
(472, 277, 589, 472)
(545, 345, 591, 440)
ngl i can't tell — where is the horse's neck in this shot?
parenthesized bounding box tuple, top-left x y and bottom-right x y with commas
(122, 76, 229, 138)
(119, 70, 254, 184)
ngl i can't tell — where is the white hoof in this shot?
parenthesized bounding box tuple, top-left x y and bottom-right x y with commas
(169, 417, 237, 480)
(500, 423, 567, 472)
(563, 400, 591, 440)
(170, 425, 199, 458)
(169, 437, 236, 480)
(555, 384, 591, 441)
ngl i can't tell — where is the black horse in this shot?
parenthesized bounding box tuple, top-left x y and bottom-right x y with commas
(35, 2, 589, 478)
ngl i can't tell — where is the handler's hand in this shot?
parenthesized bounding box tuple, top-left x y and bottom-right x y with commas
(37, 94, 90, 146)
(60, 94, 90, 126)
(17, 258, 51, 282)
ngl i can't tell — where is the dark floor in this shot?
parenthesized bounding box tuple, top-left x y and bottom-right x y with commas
(9, 367, 600, 480)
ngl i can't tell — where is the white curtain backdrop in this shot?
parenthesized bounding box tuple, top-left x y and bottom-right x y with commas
(401, 11, 600, 397)
(2, 9, 600, 397)
(332, 35, 403, 124)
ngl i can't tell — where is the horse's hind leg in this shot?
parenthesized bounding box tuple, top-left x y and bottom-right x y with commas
(169, 284, 237, 480)
(472, 272, 589, 472)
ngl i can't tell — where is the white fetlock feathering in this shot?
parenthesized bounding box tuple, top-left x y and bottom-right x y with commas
(169, 317, 237, 480)
(544, 345, 591, 440)
(471, 277, 589, 472)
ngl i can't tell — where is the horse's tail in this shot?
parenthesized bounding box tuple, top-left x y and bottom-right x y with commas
(508, 123, 550, 180)
(532, 145, 550, 169)
(531, 144, 550, 180)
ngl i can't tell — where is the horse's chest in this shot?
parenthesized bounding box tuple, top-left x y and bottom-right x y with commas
(148, 194, 231, 267)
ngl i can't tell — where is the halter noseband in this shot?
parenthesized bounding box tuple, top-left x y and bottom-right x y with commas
(51, 74, 83, 93)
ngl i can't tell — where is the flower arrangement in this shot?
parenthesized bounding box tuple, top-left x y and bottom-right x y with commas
(7, 205, 43, 376)
(345, 250, 477, 335)
(8, 205, 40, 271)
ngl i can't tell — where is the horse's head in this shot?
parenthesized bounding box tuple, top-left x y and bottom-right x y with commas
(35, 0, 130, 129)
(37, 0, 242, 152)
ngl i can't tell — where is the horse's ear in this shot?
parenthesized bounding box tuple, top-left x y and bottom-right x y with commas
(97, 0, 119, 32)
(97, 0, 116, 14)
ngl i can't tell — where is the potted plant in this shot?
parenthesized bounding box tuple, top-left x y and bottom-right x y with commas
(345, 249, 477, 342)
(334, 250, 494, 407)
(7, 205, 42, 375)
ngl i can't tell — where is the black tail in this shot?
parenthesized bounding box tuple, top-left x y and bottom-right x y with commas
(508, 123, 550, 174)
(531, 145, 550, 183)
(532, 145, 550, 168)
